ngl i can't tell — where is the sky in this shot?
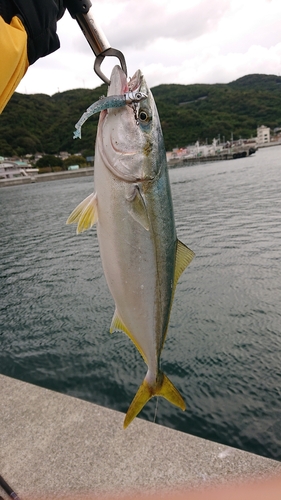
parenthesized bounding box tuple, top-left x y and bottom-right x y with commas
(17, 0, 281, 96)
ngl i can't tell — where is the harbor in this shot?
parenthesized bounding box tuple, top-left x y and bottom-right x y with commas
(167, 143, 258, 168)
(1, 146, 281, 463)
(0, 144, 264, 188)
(167, 125, 280, 167)
(167, 142, 281, 167)
(1, 124, 280, 187)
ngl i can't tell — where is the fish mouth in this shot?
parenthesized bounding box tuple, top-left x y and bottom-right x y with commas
(107, 65, 130, 96)
(107, 65, 143, 95)
(128, 69, 143, 93)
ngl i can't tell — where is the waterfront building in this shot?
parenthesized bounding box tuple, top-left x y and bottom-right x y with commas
(257, 125, 270, 144)
(0, 161, 38, 179)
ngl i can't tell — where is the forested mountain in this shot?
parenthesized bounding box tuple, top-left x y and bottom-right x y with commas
(1, 74, 281, 157)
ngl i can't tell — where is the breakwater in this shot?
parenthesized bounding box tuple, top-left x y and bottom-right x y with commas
(0, 167, 94, 187)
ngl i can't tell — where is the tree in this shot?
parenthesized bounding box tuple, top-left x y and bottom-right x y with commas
(62, 155, 87, 169)
(36, 155, 63, 168)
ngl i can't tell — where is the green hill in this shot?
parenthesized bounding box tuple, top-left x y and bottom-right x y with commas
(1, 74, 281, 156)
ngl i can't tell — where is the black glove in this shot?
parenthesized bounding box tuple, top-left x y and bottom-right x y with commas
(0, 0, 65, 64)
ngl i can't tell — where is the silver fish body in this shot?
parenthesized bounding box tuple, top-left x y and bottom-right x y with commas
(67, 66, 194, 427)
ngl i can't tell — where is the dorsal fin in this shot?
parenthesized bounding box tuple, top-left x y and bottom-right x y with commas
(66, 193, 98, 234)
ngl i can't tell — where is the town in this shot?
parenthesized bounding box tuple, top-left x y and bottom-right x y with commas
(0, 125, 281, 186)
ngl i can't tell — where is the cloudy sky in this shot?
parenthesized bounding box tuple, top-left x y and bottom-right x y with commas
(17, 0, 281, 96)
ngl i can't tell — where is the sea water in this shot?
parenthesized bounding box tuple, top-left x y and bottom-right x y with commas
(1, 145, 280, 460)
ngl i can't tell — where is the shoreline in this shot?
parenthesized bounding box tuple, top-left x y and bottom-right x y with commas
(1, 142, 280, 188)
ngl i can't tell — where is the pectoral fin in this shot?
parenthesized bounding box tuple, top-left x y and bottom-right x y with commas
(127, 186, 150, 231)
(124, 371, 185, 429)
(66, 193, 98, 234)
(110, 309, 147, 364)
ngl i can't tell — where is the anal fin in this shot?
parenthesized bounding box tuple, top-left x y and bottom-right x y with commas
(110, 309, 147, 364)
(110, 309, 131, 336)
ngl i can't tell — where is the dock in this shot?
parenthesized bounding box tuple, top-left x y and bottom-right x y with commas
(168, 145, 257, 168)
(1, 375, 281, 499)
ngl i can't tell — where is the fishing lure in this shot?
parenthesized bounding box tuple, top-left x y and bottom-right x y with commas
(73, 90, 147, 139)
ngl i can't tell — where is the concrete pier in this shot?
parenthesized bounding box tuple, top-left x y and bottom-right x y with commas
(0, 375, 280, 499)
(0, 167, 94, 187)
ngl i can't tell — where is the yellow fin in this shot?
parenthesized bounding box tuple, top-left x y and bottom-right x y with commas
(158, 240, 195, 354)
(174, 239, 195, 287)
(66, 193, 98, 234)
(158, 372, 186, 411)
(124, 371, 185, 429)
(110, 309, 131, 335)
(110, 309, 147, 364)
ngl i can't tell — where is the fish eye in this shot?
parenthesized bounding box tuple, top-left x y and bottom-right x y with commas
(139, 110, 149, 122)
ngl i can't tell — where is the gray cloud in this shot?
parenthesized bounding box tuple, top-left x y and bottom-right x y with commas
(106, 0, 232, 49)
(19, 0, 281, 95)
(220, 20, 281, 55)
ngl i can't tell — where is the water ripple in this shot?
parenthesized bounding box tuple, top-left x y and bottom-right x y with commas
(1, 149, 281, 460)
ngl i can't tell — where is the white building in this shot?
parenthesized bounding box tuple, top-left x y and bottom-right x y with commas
(257, 125, 270, 144)
(0, 161, 38, 179)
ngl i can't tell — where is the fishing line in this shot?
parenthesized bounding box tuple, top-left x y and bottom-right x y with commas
(153, 396, 159, 424)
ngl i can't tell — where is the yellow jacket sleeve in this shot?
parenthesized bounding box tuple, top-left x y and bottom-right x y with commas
(0, 15, 29, 113)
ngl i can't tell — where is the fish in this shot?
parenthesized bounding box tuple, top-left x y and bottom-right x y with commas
(67, 65, 194, 428)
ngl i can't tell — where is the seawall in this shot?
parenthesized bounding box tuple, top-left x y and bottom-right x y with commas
(0, 167, 94, 187)
(1, 375, 280, 499)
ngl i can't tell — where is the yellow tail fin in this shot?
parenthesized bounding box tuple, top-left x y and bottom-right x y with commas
(124, 371, 185, 429)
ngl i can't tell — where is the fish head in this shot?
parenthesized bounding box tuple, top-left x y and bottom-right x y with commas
(97, 65, 165, 183)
